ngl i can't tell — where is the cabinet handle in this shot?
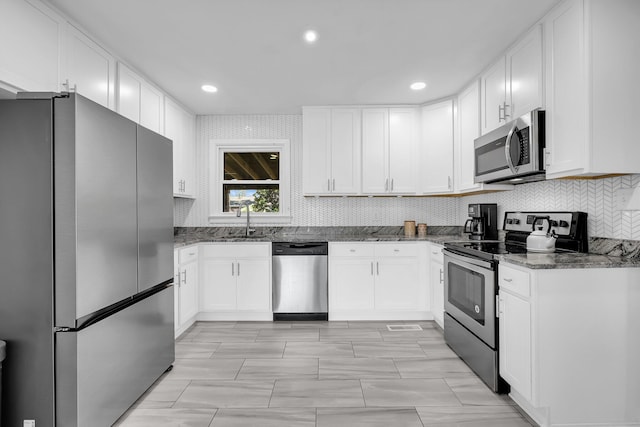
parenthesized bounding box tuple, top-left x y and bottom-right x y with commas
(232, 262, 234, 276)
(376, 262, 380, 276)
(503, 277, 513, 282)
(371, 261, 374, 276)
(237, 262, 240, 276)
(448, 176, 451, 189)
(439, 269, 444, 284)
(385, 178, 389, 191)
(182, 269, 187, 284)
(499, 102, 511, 122)
(176, 271, 181, 286)
(328, 179, 331, 191)
(332, 179, 335, 191)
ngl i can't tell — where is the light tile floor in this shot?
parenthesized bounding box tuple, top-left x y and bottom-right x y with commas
(114, 321, 535, 426)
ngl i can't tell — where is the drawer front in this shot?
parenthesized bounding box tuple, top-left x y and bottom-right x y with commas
(201, 242, 271, 259)
(375, 242, 419, 258)
(178, 246, 199, 264)
(329, 242, 375, 257)
(499, 264, 530, 297)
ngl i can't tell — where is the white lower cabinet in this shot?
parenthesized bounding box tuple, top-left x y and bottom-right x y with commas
(174, 246, 199, 336)
(200, 243, 272, 321)
(328, 242, 428, 320)
(428, 243, 444, 328)
(498, 262, 640, 427)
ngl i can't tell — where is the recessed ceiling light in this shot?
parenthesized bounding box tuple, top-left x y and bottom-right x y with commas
(304, 30, 318, 44)
(410, 81, 427, 90)
(201, 84, 218, 93)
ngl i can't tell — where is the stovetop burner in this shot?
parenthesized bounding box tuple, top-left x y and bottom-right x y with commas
(445, 211, 589, 260)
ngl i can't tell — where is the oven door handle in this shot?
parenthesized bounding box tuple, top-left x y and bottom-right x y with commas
(443, 249, 495, 270)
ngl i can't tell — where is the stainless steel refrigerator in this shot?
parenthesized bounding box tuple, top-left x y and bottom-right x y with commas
(0, 93, 175, 426)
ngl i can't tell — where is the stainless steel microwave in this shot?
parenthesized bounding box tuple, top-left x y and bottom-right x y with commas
(474, 109, 545, 184)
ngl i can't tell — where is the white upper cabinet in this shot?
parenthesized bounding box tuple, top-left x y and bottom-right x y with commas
(302, 107, 360, 195)
(544, 0, 640, 178)
(63, 24, 116, 109)
(0, 0, 64, 92)
(480, 58, 507, 134)
(420, 100, 454, 194)
(508, 25, 543, 120)
(165, 97, 196, 198)
(481, 25, 543, 135)
(117, 63, 164, 133)
(455, 80, 482, 193)
(362, 107, 418, 195)
(117, 63, 141, 123)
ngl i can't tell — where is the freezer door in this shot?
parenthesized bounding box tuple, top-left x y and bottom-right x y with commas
(137, 125, 174, 292)
(0, 98, 56, 426)
(56, 286, 174, 426)
(55, 94, 139, 325)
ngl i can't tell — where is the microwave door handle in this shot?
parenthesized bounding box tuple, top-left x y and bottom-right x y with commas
(504, 122, 519, 174)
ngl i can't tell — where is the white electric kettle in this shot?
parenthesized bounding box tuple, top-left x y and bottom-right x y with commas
(526, 216, 557, 252)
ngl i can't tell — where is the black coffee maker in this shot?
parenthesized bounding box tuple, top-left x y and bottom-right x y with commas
(464, 203, 498, 240)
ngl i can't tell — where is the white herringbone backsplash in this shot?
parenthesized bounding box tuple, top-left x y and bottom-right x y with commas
(174, 114, 640, 240)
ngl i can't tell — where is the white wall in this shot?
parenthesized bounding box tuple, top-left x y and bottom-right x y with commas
(175, 114, 640, 240)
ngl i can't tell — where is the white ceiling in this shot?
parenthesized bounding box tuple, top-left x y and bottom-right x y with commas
(46, 0, 560, 115)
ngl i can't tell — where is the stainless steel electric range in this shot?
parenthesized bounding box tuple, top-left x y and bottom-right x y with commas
(442, 211, 588, 393)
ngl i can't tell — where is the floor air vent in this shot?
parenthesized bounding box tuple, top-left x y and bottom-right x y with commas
(386, 324, 423, 332)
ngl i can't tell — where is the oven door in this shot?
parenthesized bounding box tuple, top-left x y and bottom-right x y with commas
(443, 249, 497, 348)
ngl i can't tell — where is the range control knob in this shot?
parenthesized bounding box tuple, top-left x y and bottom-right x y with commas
(558, 220, 569, 227)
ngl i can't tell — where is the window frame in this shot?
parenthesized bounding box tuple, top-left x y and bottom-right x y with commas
(208, 139, 291, 224)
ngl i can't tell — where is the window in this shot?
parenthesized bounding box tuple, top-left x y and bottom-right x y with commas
(209, 139, 290, 223)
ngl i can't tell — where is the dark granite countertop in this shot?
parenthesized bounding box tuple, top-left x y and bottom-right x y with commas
(173, 226, 464, 247)
(497, 252, 640, 269)
(174, 227, 640, 269)
(497, 236, 640, 269)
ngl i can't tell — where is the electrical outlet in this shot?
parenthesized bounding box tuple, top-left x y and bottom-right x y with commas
(617, 187, 640, 211)
(24, 421, 35, 427)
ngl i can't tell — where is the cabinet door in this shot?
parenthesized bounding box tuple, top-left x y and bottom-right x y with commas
(331, 108, 361, 194)
(140, 81, 163, 134)
(544, 0, 586, 177)
(456, 80, 482, 192)
(420, 101, 454, 193)
(362, 108, 389, 194)
(181, 110, 196, 197)
(388, 108, 418, 194)
(236, 258, 270, 311)
(179, 261, 198, 325)
(374, 257, 419, 310)
(302, 108, 331, 194)
(499, 290, 532, 401)
(481, 57, 507, 135)
(117, 63, 141, 123)
(164, 97, 185, 195)
(429, 246, 445, 328)
(64, 24, 115, 109)
(174, 250, 180, 330)
(0, 0, 63, 92)
(508, 25, 543, 119)
(329, 258, 375, 311)
(201, 258, 237, 311)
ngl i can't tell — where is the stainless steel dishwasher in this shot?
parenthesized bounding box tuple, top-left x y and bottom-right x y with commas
(272, 242, 328, 321)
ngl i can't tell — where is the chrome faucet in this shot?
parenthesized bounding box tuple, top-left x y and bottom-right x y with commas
(236, 201, 256, 237)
